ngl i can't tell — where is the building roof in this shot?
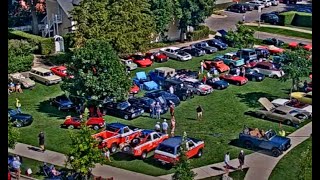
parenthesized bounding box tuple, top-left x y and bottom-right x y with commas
(57, 0, 82, 18)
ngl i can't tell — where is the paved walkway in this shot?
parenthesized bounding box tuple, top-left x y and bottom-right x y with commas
(158, 122, 312, 180)
(245, 22, 312, 34)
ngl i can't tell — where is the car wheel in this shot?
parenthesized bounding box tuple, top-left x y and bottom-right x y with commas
(131, 138, 140, 145)
(217, 86, 221, 90)
(244, 140, 253, 149)
(15, 121, 22, 128)
(196, 91, 201, 96)
(68, 125, 74, 129)
(272, 75, 279, 79)
(284, 120, 292, 126)
(236, 82, 240, 86)
(197, 149, 203, 157)
(122, 145, 131, 152)
(182, 95, 187, 101)
(141, 151, 148, 159)
(93, 125, 99, 130)
(45, 81, 49, 86)
(110, 143, 118, 153)
(260, 114, 266, 119)
(271, 148, 281, 157)
(124, 115, 129, 120)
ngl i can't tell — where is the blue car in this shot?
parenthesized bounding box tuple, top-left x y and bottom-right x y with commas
(255, 48, 270, 59)
(8, 108, 33, 127)
(206, 77, 229, 90)
(49, 95, 76, 111)
(230, 68, 265, 82)
(145, 90, 180, 106)
(206, 39, 228, 50)
(128, 97, 168, 114)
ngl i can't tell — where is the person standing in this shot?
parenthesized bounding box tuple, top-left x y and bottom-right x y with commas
(241, 67, 246, 77)
(16, 98, 21, 113)
(103, 148, 111, 162)
(12, 157, 22, 180)
(162, 119, 168, 134)
(38, 131, 45, 152)
(155, 122, 161, 132)
(202, 75, 207, 84)
(238, 150, 245, 171)
(150, 102, 155, 118)
(303, 80, 308, 92)
(155, 102, 162, 119)
(242, 14, 246, 23)
(170, 116, 176, 137)
(169, 85, 174, 94)
(236, 67, 240, 76)
(16, 83, 23, 93)
(170, 103, 175, 117)
(224, 152, 231, 174)
(200, 60, 204, 74)
(196, 105, 203, 120)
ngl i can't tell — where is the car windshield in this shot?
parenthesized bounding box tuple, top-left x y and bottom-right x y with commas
(43, 72, 54, 76)
(8, 109, 18, 116)
(127, 60, 133, 64)
(176, 50, 188, 56)
(266, 130, 276, 139)
(201, 43, 209, 47)
(133, 55, 144, 60)
(118, 102, 130, 110)
(194, 81, 203, 86)
(143, 98, 155, 105)
(157, 96, 166, 104)
(157, 144, 175, 154)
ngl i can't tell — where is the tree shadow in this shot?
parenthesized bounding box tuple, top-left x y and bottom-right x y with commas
(281, 88, 291, 94)
(186, 118, 196, 121)
(236, 92, 279, 109)
(111, 153, 136, 162)
(229, 139, 281, 157)
(142, 156, 173, 170)
(36, 100, 77, 120)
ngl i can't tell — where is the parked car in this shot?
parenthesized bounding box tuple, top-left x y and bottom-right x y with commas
(61, 116, 105, 130)
(154, 136, 205, 164)
(206, 77, 229, 90)
(149, 67, 176, 85)
(159, 47, 192, 61)
(239, 126, 291, 157)
(271, 98, 312, 116)
(100, 101, 144, 120)
(237, 49, 258, 63)
(226, 4, 246, 13)
(122, 130, 169, 159)
(8, 108, 33, 127)
(262, 38, 284, 47)
(256, 97, 309, 126)
(206, 39, 228, 50)
(130, 83, 140, 94)
(203, 60, 230, 73)
(192, 42, 218, 54)
(219, 74, 248, 86)
(239, 3, 254, 11)
(261, 0, 272, 7)
(213, 52, 245, 68)
(145, 52, 169, 63)
(257, 45, 285, 54)
(255, 48, 270, 59)
(92, 123, 142, 153)
(230, 68, 265, 81)
(49, 95, 76, 111)
(290, 92, 312, 105)
(133, 71, 149, 89)
(181, 78, 213, 95)
(270, 0, 279, 6)
(29, 67, 62, 85)
(162, 79, 195, 101)
(252, 61, 285, 78)
(247, 1, 265, 9)
(145, 90, 181, 106)
(121, 59, 138, 71)
(129, 55, 153, 67)
(180, 46, 206, 57)
(9, 72, 35, 89)
(260, 13, 279, 24)
(288, 42, 312, 51)
(244, 59, 259, 68)
(175, 69, 199, 79)
(50, 66, 73, 78)
(128, 97, 168, 114)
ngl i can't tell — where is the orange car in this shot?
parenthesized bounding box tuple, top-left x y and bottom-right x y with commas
(204, 60, 230, 73)
(289, 42, 312, 51)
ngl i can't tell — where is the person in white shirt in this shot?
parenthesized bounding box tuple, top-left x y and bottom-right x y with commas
(207, 71, 212, 78)
(200, 61, 204, 74)
(162, 119, 168, 134)
(169, 85, 174, 94)
(224, 152, 231, 174)
(154, 122, 161, 132)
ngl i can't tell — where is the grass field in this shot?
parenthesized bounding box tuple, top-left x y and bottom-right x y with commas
(246, 26, 312, 40)
(269, 138, 312, 180)
(9, 48, 305, 176)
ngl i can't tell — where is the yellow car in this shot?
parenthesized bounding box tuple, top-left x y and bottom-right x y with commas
(290, 91, 312, 105)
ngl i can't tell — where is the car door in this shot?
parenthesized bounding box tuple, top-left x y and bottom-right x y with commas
(151, 133, 161, 149)
(186, 140, 197, 158)
(269, 109, 287, 122)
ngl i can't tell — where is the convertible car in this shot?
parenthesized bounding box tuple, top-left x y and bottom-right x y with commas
(271, 98, 312, 116)
(219, 74, 248, 86)
(206, 77, 229, 90)
(8, 108, 33, 127)
(100, 101, 144, 120)
(290, 91, 312, 105)
(49, 95, 76, 111)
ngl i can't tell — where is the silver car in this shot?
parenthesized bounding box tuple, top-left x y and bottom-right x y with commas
(159, 47, 192, 61)
(121, 59, 138, 71)
(9, 72, 36, 89)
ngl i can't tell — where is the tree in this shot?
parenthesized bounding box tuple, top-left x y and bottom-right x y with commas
(61, 39, 131, 102)
(280, 49, 312, 96)
(8, 122, 20, 149)
(71, 0, 155, 53)
(172, 132, 197, 180)
(225, 24, 255, 48)
(298, 138, 312, 180)
(66, 124, 104, 179)
(174, 0, 215, 42)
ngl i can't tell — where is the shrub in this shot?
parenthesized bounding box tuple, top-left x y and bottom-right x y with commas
(8, 40, 35, 74)
(292, 12, 312, 27)
(47, 52, 72, 65)
(187, 25, 210, 41)
(278, 11, 296, 26)
(63, 33, 76, 52)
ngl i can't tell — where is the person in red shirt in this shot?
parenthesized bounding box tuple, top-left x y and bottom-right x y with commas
(202, 75, 207, 84)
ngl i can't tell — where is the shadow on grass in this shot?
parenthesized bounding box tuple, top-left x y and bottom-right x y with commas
(36, 100, 77, 120)
(281, 88, 291, 94)
(236, 92, 279, 109)
(229, 139, 281, 157)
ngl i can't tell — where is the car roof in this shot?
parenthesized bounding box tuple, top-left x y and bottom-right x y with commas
(276, 106, 292, 113)
(257, 61, 272, 67)
(107, 123, 127, 129)
(164, 47, 180, 50)
(241, 48, 255, 52)
(55, 66, 67, 70)
(155, 67, 175, 72)
(32, 67, 51, 73)
(160, 136, 183, 148)
(224, 53, 234, 56)
(141, 129, 155, 136)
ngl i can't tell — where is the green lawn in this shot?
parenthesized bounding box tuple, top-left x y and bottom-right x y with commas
(200, 168, 248, 180)
(246, 26, 312, 40)
(269, 138, 312, 180)
(9, 49, 303, 176)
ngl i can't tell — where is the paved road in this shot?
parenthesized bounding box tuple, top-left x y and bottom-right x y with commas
(255, 31, 311, 44)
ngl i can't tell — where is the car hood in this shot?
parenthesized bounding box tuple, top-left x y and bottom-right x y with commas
(302, 105, 312, 113)
(232, 76, 247, 81)
(258, 97, 276, 111)
(199, 85, 212, 90)
(13, 113, 32, 119)
(270, 135, 289, 145)
(214, 80, 229, 86)
(290, 92, 305, 99)
(47, 75, 62, 81)
(21, 78, 36, 86)
(60, 100, 74, 106)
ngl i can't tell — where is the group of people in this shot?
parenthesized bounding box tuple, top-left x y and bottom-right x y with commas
(8, 82, 23, 95)
(149, 102, 162, 119)
(297, 80, 311, 92)
(224, 150, 246, 175)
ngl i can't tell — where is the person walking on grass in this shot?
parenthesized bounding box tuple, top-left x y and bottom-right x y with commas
(155, 102, 162, 119)
(196, 105, 203, 120)
(200, 60, 204, 74)
(238, 150, 245, 171)
(150, 102, 155, 119)
(38, 131, 45, 152)
(224, 152, 231, 174)
(155, 122, 161, 132)
(162, 119, 168, 134)
(170, 116, 176, 137)
(16, 98, 22, 113)
(170, 102, 175, 117)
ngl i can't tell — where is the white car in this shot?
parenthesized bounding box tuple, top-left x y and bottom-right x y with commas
(121, 59, 138, 70)
(261, 0, 272, 7)
(271, 98, 312, 116)
(270, 0, 279, 6)
(181, 78, 213, 95)
(247, 1, 265, 9)
(159, 47, 192, 61)
(252, 62, 284, 78)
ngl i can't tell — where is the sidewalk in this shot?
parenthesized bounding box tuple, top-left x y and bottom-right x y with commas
(245, 22, 312, 34)
(158, 122, 312, 180)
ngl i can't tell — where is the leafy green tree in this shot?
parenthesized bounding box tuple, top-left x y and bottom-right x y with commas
(8, 121, 20, 149)
(66, 124, 105, 179)
(225, 24, 255, 48)
(172, 132, 197, 180)
(280, 49, 312, 95)
(61, 39, 131, 102)
(298, 138, 312, 180)
(72, 0, 155, 53)
(174, 0, 215, 42)
(149, 0, 175, 36)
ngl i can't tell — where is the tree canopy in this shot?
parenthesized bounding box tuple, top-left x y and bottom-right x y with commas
(61, 39, 131, 102)
(149, 0, 175, 36)
(8, 122, 20, 149)
(225, 24, 255, 48)
(72, 0, 155, 53)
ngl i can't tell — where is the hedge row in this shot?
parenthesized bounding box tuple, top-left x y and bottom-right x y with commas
(278, 11, 312, 27)
(187, 25, 210, 41)
(8, 29, 54, 55)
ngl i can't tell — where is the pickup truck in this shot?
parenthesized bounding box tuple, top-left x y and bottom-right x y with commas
(122, 130, 169, 159)
(92, 123, 142, 153)
(213, 53, 245, 68)
(239, 126, 291, 157)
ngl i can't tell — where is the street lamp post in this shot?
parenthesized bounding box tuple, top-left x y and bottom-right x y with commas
(258, 6, 262, 39)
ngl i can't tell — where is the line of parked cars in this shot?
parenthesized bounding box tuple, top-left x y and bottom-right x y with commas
(226, 0, 279, 14)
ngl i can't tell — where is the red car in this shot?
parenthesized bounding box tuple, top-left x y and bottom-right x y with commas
(220, 74, 248, 86)
(129, 55, 153, 67)
(50, 66, 73, 78)
(204, 60, 230, 73)
(258, 45, 284, 54)
(130, 83, 140, 94)
(288, 42, 312, 51)
(61, 116, 105, 130)
(145, 52, 169, 63)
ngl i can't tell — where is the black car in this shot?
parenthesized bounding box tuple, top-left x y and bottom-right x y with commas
(206, 39, 228, 50)
(163, 79, 195, 101)
(192, 42, 218, 54)
(128, 97, 168, 114)
(239, 3, 254, 11)
(176, 69, 199, 79)
(230, 68, 265, 82)
(181, 46, 206, 57)
(255, 48, 270, 59)
(100, 101, 144, 120)
(260, 13, 279, 25)
(226, 4, 246, 13)
(8, 108, 33, 127)
(262, 38, 284, 47)
(145, 90, 180, 106)
(49, 95, 76, 111)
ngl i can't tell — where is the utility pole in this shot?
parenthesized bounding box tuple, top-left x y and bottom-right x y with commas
(258, 6, 262, 40)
